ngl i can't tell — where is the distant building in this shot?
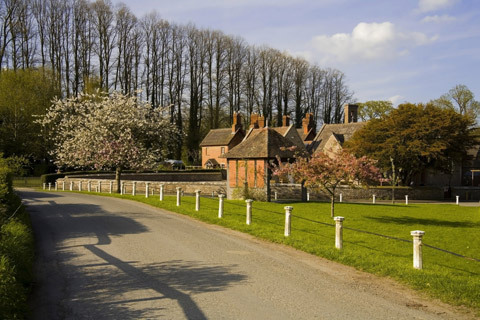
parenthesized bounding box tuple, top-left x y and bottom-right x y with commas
(199, 112, 245, 169)
(310, 104, 365, 155)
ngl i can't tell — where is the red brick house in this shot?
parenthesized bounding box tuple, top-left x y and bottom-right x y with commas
(221, 114, 307, 200)
(199, 113, 245, 168)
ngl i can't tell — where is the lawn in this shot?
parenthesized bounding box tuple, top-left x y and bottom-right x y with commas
(61, 191, 480, 313)
(12, 177, 42, 188)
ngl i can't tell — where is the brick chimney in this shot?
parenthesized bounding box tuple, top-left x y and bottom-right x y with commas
(302, 113, 315, 135)
(344, 104, 358, 124)
(258, 115, 265, 128)
(282, 115, 290, 127)
(232, 112, 242, 133)
(250, 113, 259, 129)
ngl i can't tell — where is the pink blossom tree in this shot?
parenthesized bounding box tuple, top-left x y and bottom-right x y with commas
(39, 91, 180, 193)
(274, 150, 382, 217)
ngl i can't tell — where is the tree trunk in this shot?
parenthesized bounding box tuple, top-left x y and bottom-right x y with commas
(330, 194, 335, 218)
(115, 167, 122, 193)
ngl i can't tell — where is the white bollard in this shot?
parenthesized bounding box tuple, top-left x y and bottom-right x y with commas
(132, 181, 136, 196)
(339, 193, 343, 203)
(334, 216, 345, 249)
(245, 199, 253, 225)
(43, 183, 46, 190)
(87, 181, 91, 192)
(405, 195, 409, 205)
(78, 181, 82, 191)
(145, 183, 150, 198)
(121, 182, 125, 195)
(218, 194, 225, 218)
(62, 181, 65, 191)
(48, 183, 51, 191)
(109, 181, 113, 194)
(456, 195, 459, 205)
(307, 192, 310, 202)
(275, 192, 278, 201)
(410, 230, 425, 269)
(195, 190, 201, 211)
(54, 182, 58, 191)
(373, 194, 376, 204)
(70, 181, 73, 191)
(284, 206, 293, 237)
(176, 187, 182, 206)
(159, 184, 164, 201)
(98, 181, 102, 193)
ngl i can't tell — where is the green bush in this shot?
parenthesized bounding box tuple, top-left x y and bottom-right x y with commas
(0, 256, 27, 320)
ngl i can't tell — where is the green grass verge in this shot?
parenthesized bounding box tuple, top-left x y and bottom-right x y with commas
(67, 191, 480, 314)
(12, 177, 42, 188)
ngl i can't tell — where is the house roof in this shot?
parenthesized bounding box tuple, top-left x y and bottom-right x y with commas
(296, 128, 315, 141)
(205, 158, 220, 166)
(199, 128, 244, 147)
(311, 122, 366, 153)
(222, 127, 305, 159)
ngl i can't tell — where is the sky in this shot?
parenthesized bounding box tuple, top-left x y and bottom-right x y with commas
(118, 0, 480, 106)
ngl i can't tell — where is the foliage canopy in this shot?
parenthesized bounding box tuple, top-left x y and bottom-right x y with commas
(345, 103, 476, 185)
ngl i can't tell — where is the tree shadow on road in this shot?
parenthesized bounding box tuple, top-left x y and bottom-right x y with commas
(24, 189, 248, 319)
(64, 246, 248, 319)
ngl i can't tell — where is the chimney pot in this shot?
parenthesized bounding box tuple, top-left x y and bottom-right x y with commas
(282, 115, 290, 127)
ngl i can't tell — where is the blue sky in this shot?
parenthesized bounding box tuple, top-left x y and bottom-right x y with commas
(118, 0, 480, 106)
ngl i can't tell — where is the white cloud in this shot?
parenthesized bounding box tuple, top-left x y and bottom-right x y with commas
(388, 95, 405, 106)
(421, 14, 456, 23)
(417, 0, 458, 13)
(310, 22, 436, 64)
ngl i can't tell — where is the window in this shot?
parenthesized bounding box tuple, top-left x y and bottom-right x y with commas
(205, 147, 208, 156)
(221, 147, 225, 155)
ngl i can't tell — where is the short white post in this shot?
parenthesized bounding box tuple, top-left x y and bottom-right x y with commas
(405, 195, 409, 205)
(284, 206, 293, 237)
(159, 184, 164, 201)
(69, 181, 73, 191)
(274, 191, 278, 201)
(78, 181, 82, 191)
(373, 194, 376, 204)
(456, 195, 459, 205)
(120, 182, 125, 195)
(307, 192, 310, 202)
(176, 187, 182, 206)
(109, 181, 113, 194)
(132, 181, 136, 196)
(410, 230, 425, 269)
(334, 216, 345, 249)
(43, 183, 46, 190)
(145, 183, 150, 198)
(54, 182, 58, 191)
(195, 190, 201, 211)
(339, 193, 343, 203)
(98, 181, 102, 193)
(62, 181, 65, 191)
(48, 182, 51, 190)
(245, 199, 253, 225)
(218, 194, 225, 218)
(87, 181, 91, 192)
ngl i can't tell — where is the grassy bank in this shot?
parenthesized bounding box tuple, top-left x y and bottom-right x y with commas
(1, 164, 34, 319)
(69, 191, 480, 314)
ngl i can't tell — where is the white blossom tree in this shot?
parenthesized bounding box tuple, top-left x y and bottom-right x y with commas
(39, 91, 180, 192)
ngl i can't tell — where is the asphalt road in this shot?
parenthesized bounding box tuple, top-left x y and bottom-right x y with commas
(19, 189, 472, 319)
